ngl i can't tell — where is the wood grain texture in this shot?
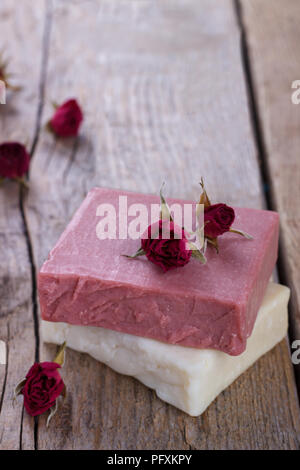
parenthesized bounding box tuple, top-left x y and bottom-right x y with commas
(0, 0, 47, 450)
(0, 0, 299, 450)
(240, 0, 300, 391)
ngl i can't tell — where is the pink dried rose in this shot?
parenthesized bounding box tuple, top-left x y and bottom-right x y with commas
(0, 142, 30, 180)
(49, 99, 83, 137)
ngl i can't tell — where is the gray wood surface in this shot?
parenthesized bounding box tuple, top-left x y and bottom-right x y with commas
(0, 1, 46, 450)
(0, 0, 299, 450)
(240, 0, 300, 391)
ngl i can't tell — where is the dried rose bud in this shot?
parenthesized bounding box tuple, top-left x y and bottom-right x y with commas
(204, 203, 235, 238)
(49, 99, 83, 137)
(141, 220, 192, 272)
(123, 185, 206, 270)
(0, 142, 30, 180)
(14, 342, 67, 427)
(21, 362, 65, 417)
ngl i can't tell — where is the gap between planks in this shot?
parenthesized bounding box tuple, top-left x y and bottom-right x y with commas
(17, 0, 53, 450)
(234, 0, 300, 404)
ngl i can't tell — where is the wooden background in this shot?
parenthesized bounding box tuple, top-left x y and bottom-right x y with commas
(0, 0, 300, 450)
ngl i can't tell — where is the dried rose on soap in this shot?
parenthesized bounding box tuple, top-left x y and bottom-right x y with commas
(141, 220, 192, 272)
(124, 186, 206, 271)
(204, 203, 235, 238)
(49, 99, 83, 137)
(0, 142, 30, 179)
(199, 178, 252, 251)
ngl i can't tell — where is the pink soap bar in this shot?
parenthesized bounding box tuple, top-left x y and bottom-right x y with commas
(38, 188, 279, 355)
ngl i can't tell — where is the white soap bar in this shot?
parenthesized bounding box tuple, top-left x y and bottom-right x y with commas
(41, 283, 289, 416)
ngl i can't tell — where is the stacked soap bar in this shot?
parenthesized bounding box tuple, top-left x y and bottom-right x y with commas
(39, 187, 289, 416)
(39, 188, 279, 356)
(42, 283, 289, 416)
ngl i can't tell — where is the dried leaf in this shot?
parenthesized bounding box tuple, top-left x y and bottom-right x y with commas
(160, 182, 173, 221)
(5, 83, 22, 92)
(0, 54, 21, 91)
(13, 378, 27, 405)
(194, 218, 209, 252)
(199, 177, 211, 208)
(188, 242, 207, 264)
(53, 341, 67, 367)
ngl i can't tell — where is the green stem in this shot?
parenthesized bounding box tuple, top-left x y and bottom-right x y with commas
(229, 228, 253, 239)
(122, 247, 146, 259)
(15, 177, 29, 189)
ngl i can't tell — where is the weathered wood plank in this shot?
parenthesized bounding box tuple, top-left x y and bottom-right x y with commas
(240, 0, 300, 393)
(0, 0, 47, 450)
(21, 0, 300, 449)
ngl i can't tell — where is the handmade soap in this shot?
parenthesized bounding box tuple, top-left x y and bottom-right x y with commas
(38, 187, 279, 355)
(42, 283, 289, 416)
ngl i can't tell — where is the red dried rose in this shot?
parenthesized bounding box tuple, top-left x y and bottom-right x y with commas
(49, 99, 83, 137)
(204, 203, 235, 238)
(141, 219, 192, 272)
(21, 362, 65, 417)
(0, 142, 30, 179)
